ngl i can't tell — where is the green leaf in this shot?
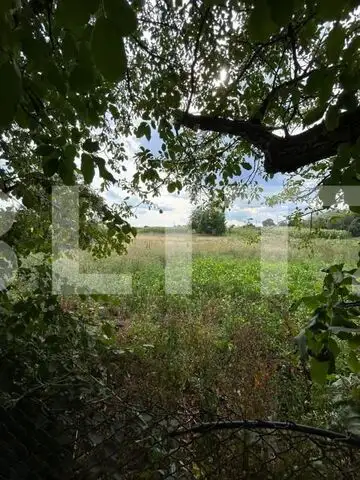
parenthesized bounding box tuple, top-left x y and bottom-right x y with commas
(144, 123, 151, 141)
(42, 157, 59, 177)
(328, 338, 340, 357)
(35, 143, 57, 157)
(54, 135, 67, 147)
(91, 16, 127, 82)
(69, 63, 96, 93)
(81, 153, 95, 184)
(133, 0, 145, 9)
(325, 24, 345, 64)
(95, 156, 116, 182)
(267, 0, 294, 27)
(64, 144, 77, 159)
(109, 104, 119, 119)
(339, 67, 360, 92)
(136, 121, 147, 138)
(36, 144, 56, 156)
(329, 326, 360, 335)
(302, 105, 325, 126)
(305, 69, 325, 95)
(58, 160, 76, 185)
(305, 69, 335, 106)
(0, 61, 22, 129)
(46, 62, 67, 95)
(248, 0, 277, 42)
(83, 138, 100, 152)
(349, 351, 360, 373)
(310, 358, 329, 384)
(317, 0, 345, 22)
(337, 91, 358, 112)
(56, 0, 100, 29)
(102, 322, 114, 338)
(20, 30, 51, 67)
(22, 191, 35, 209)
(242, 162, 252, 170)
(62, 32, 78, 61)
(348, 335, 360, 347)
(325, 105, 339, 131)
(122, 223, 131, 234)
(167, 182, 177, 193)
(104, 0, 137, 36)
(71, 128, 82, 143)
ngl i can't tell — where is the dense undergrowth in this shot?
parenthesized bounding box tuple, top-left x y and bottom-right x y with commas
(2, 229, 360, 477)
(75, 230, 358, 424)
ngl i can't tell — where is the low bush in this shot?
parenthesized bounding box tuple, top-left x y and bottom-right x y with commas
(349, 218, 360, 237)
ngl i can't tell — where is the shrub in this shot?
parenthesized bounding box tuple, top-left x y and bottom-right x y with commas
(349, 218, 360, 237)
(191, 204, 226, 235)
(262, 218, 275, 227)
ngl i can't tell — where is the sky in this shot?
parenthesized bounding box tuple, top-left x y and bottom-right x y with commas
(96, 132, 295, 228)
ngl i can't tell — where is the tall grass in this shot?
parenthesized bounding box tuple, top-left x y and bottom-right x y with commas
(70, 229, 360, 426)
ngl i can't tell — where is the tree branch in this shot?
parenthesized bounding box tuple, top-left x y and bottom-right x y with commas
(186, 6, 210, 112)
(170, 419, 360, 447)
(177, 107, 360, 174)
(176, 111, 273, 150)
(253, 68, 319, 123)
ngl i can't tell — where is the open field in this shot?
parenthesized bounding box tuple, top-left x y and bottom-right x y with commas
(72, 229, 360, 425)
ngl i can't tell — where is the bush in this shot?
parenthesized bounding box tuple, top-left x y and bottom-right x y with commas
(262, 218, 275, 227)
(190, 204, 226, 235)
(349, 218, 360, 237)
(300, 210, 356, 231)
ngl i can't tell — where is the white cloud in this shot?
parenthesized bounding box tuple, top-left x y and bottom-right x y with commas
(97, 136, 291, 227)
(130, 189, 193, 227)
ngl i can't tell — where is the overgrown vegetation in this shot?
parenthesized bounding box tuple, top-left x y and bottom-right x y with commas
(1, 0, 360, 476)
(77, 229, 358, 429)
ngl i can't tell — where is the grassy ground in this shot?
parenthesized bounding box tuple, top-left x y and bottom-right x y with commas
(73, 229, 359, 425)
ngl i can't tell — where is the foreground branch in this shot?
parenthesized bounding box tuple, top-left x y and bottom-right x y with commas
(177, 107, 360, 174)
(170, 420, 360, 447)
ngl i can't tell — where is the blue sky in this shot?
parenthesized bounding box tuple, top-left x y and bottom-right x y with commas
(101, 133, 292, 227)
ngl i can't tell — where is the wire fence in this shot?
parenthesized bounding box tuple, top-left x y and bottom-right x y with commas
(1, 392, 360, 480)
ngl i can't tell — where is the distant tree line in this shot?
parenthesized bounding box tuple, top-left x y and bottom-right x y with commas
(191, 208, 360, 237)
(286, 210, 360, 237)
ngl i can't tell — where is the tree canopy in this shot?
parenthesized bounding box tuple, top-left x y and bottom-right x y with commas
(262, 218, 275, 227)
(1, 0, 360, 387)
(190, 203, 226, 235)
(1, 0, 360, 212)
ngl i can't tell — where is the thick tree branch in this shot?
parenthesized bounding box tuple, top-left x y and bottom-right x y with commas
(176, 111, 273, 150)
(177, 107, 360, 174)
